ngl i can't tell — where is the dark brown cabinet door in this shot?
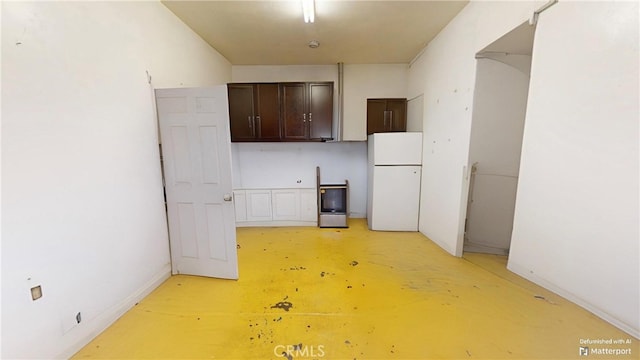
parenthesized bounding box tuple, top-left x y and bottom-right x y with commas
(386, 99, 407, 132)
(228, 84, 256, 141)
(281, 83, 307, 140)
(255, 84, 280, 140)
(367, 99, 388, 135)
(308, 82, 333, 140)
(367, 98, 407, 134)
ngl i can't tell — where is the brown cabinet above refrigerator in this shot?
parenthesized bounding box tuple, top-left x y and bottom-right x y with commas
(367, 98, 407, 135)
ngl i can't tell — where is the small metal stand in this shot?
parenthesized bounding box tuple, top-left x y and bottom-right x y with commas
(316, 167, 349, 228)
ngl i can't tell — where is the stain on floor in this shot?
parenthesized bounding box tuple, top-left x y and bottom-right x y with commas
(270, 301, 293, 312)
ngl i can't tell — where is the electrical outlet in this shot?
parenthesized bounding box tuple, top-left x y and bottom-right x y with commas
(61, 307, 83, 333)
(30, 285, 42, 301)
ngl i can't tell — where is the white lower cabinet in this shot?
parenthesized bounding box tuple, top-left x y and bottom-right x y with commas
(271, 189, 300, 221)
(300, 189, 318, 222)
(233, 188, 317, 226)
(246, 190, 273, 221)
(233, 191, 248, 222)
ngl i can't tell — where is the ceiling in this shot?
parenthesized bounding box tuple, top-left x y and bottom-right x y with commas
(161, 1, 469, 65)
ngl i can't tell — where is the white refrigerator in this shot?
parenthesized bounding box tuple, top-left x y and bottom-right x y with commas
(367, 132, 422, 231)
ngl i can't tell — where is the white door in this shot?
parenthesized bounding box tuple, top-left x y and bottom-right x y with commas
(156, 87, 238, 279)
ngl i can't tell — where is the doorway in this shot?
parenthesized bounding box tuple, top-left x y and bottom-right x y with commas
(464, 22, 535, 256)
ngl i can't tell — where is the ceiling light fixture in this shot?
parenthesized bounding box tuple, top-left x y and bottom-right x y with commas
(302, 0, 315, 23)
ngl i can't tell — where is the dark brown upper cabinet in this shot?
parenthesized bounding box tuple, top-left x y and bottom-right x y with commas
(367, 98, 407, 135)
(281, 83, 307, 140)
(227, 83, 280, 142)
(308, 82, 333, 140)
(281, 82, 333, 141)
(228, 82, 333, 142)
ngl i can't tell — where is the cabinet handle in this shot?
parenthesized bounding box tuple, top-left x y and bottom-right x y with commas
(253, 116, 258, 137)
(383, 110, 389, 129)
(303, 113, 306, 123)
(389, 111, 393, 130)
(309, 113, 312, 122)
(248, 116, 255, 137)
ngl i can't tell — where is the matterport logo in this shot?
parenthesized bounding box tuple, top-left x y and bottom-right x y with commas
(579, 338, 634, 356)
(274, 343, 325, 359)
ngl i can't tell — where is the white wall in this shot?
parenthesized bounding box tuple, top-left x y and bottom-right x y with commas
(342, 64, 408, 140)
(232, 65, 337, 83)
(230, 65, 370, 217)
(409, 0, 639, 337)
(406, 95, 424, 133)
(508, 1, 639, 337)
(408, 0, 542, 256)
(1, 1, 231, 358)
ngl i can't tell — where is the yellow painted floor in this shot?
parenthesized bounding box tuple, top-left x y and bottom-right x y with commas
(74, 219, 638, 359)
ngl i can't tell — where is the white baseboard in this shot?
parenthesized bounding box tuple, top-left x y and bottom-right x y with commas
(236, 216, 366, 228)
(421, 230, 458, 257)
(57, 264, 171, 359)
(236, 220, 318, 227)
(507, 262, 640, 339)
(464, 241, 509, 256)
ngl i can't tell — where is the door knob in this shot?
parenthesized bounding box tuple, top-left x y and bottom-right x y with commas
(223, 193, 233, 202)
